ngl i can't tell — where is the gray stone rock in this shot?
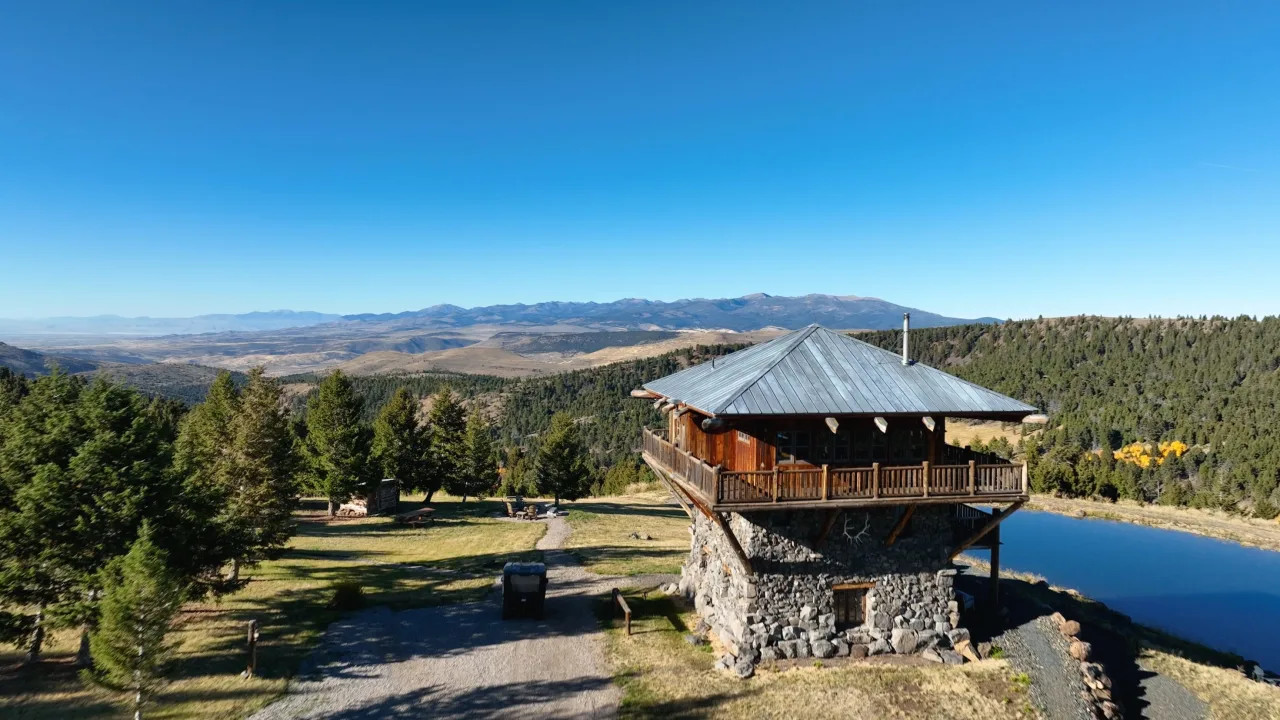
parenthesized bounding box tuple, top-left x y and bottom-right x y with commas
(782, 625, 800, 641)
(834, 639, 850, 657)
(909, 618, 928, 632)
(760, 646, 781, 662)
(869, 639, 892, 656)
(934, 622, 951, 635)
(811, 639, 837, 659)
(734, 659, 756, 679)
(683, 633, 707, 646)
(946, 628, 970, 646)
(939, 650, 964, 665)
(872, 611, 892, 630)
(890, 628, 919, 655)
(922, 648, 943, 663)
(849, 643, 869, 659)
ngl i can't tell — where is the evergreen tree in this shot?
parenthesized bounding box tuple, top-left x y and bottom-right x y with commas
(303, 370, 373, 516)
(221, 369, 299, 579)
(450, 410, 497, 501)
(423, 389, 466, 502)
(371, 387, 429, 492)
(88, 523, 185, 720)
(535, 412, 591, 504)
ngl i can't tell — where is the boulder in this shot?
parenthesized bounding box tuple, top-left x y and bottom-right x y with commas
(921, 649, 944, 663)
(760, 646, 782, 662)
(782, 625, 801, 641)
(946, 628, 970, 646)
(683, 633, 707, 646)
(849, 643, 869, 659)
(868, 639, 892, 656)
(1060, 619, 1082, 637)
(734, 659, 755, 679)
(811, 639, 837, 659)
(890, 628, 919, 655)
(1069, 640, 1092, 661)
(939, 650, 965, 665)
(833, 639, 850, 657)
(872, 611, 892, 630)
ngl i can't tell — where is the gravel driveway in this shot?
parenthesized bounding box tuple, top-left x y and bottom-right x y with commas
(251, 516, 635, 720)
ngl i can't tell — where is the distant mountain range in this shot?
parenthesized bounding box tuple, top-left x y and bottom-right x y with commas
(0, 310, 343, 336)
(1, 294, 997, 337)
(0, 294, 1001, 381)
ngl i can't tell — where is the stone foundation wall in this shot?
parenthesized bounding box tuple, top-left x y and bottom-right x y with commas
(680, 506, 968, 671)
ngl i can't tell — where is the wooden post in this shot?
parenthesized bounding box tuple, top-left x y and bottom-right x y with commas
(922, 461, 930, 498)
(1021, 462, 1029, 493)
(712, 466, 722, 504)
(968, 460, 977, 496)
(989, 525, 1001, 609)
(772, 467, 780, 503)
(244, 619, 260, 678)
(821, 464, 830, 501)
(612, 588, 632, 635)
(872, 462, 880, 499)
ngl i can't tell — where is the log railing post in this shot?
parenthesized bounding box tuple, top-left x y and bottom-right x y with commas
(713, 466, 722, 504)
(821, 464, 830, 501)
(872, 462, 880, 499)
(922, 461, 930, 498)
(772, 467, 780, 503)
(968, 460, 977, 496)
(1021, 462, 1029, 494)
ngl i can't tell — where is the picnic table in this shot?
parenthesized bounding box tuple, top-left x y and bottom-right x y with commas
(394, 507, 435, 527)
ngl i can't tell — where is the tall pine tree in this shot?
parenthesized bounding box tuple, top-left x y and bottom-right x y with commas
(449, 410, 497, 502)
(221, 368, 299, 579)
(304, 370, 373, 516)
(371, 388, 429, 493)
(423, 388, 466, 502)
(535, 412, 591, 504)
(88, 523, 185, 720)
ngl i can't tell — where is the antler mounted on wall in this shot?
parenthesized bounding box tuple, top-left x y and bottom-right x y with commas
(842, 512, 871, 545)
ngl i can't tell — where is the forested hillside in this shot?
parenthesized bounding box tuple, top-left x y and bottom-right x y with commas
(861, 317, 1280, 517)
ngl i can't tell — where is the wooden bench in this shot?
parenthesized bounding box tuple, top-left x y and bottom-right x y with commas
(394, 507, 435, 528)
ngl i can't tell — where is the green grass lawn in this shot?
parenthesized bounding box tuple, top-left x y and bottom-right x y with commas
(0, 494, 545, 720)
(564, 491, 692, 576)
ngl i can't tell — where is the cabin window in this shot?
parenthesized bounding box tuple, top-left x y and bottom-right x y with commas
(815, 429, 852, 465)
(776, 430, 812, 463)
(737, 431, 751, 444)
(851, 425, 888, 464)
(833, 584, 872, 629)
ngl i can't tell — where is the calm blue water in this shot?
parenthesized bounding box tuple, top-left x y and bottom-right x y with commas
(968, 509, 1280, 671)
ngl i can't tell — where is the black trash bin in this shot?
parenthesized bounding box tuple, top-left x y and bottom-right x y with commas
(501, 562, 548, 620)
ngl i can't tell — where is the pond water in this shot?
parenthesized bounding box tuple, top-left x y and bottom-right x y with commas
(967, 509, 1280, 672)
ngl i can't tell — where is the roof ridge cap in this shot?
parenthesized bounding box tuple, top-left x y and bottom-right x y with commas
(712, 325, 820, 414)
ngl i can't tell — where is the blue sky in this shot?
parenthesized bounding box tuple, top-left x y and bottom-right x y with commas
(1, 1, 1277, 320)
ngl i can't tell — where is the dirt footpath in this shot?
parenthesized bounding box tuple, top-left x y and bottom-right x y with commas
(251, 516, 628, 720)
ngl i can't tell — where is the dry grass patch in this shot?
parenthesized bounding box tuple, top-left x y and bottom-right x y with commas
(565, 491, 692, 576)
(1142, 650, 1280, 720)
(0, 495, 545, 720)
(603, 590, 1036, 720)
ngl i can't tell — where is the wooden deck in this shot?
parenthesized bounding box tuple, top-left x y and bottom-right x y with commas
(641, 427, 1028, 511)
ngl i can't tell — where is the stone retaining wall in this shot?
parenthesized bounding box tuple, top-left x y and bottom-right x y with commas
(680, 506, 969, 674)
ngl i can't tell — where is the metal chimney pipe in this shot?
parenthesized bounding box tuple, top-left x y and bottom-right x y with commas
(902, 313, 910, 365)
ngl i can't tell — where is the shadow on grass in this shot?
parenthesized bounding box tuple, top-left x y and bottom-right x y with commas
(569, 501, 688, 521)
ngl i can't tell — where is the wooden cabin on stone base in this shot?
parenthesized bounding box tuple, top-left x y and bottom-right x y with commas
(633, 320, 1040, 674)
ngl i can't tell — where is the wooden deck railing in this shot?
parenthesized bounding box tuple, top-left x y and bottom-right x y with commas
(642, 427, 1027, 509)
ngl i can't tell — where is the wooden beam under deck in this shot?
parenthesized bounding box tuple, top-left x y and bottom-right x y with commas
(643, 457, 694, 520)
(885, 504, 917, 546)
(949, 501, 1024, 561)
(813, 508, 842, 547)
(657, 462, 753, 576)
